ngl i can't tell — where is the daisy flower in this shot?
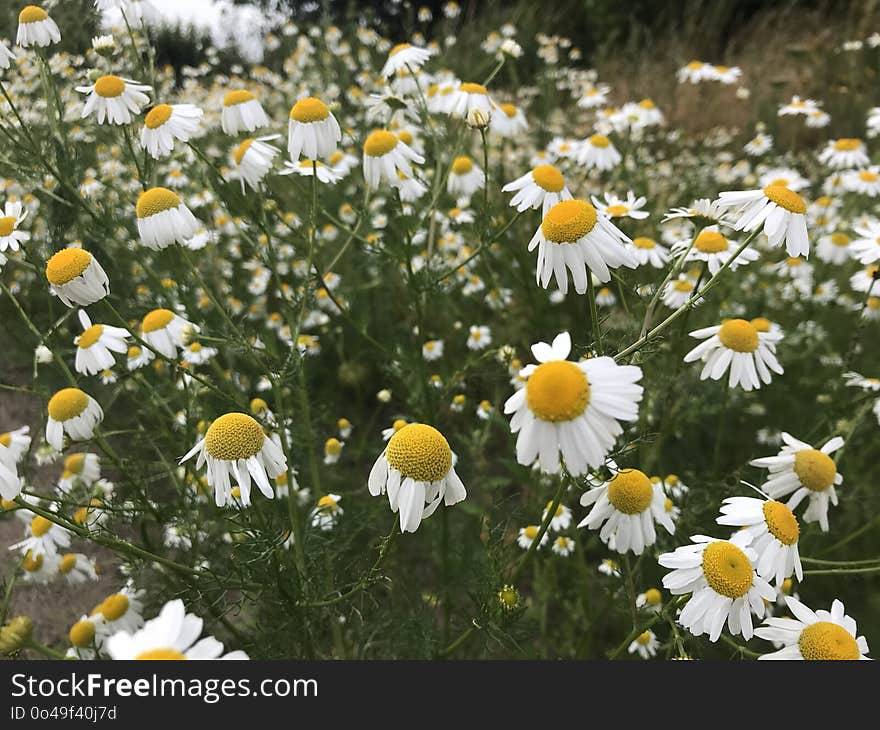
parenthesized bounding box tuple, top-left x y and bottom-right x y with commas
(843, 166, 880, 196)
(637, 588, 664, 613)
(45, 248, 109, 307)
(659, 533, 775, 641)
(127, 345, 152, 370)
(551, 535, 575, 556)
(381, 42, 433, 77)
(20, 549, 59, 583)
(489, 102, 528, 137)
(543, 501, 572, 531)
(16, 5, 61, 47)
(749, 432, 843, 532)
(0, 40, 16, 69)
(73, 310, 128, 376)
(323, 438, 344, 465)
(591, 191, 649, 221)
(576, 83, 611, 108)
(466, 325, 491, 350)
(630, 237, 670, 268)
(517, 525, 549, 550)
(578, 468, 674, 555)
(850, 264, 880, 295)
(57, 452, 101, 493)
(140, 308, 196, 358)
(221, 90, 269, 135)
(0, 427, 28, 500)
(231, 135, 281, 192)
(673, 226, 759, 274)
(367, 423, 467, 533)
(677, 60, 713, 83)
(362, 129, 425, 189)
(577, 133, 621, 170)
(422, 339, 443, 361)
(45, 388, 104, 451)
(683, 318, 784, 391)
(628, 630, 659, 659)
(76, 75, 151, 125)
(140, 103, 203, 158)
(778, 95, 819, 116)
(662, 275, 698, 308)
(503, 332, 643, 476)
(816, 231, 854, 264)
(847, 220, 880, 264)
(716, 184, 809, 257)
(717, 496, 803, 586)
(11, 511, 71, 557)
(447, 82, 494, 118)
(279, 158, 340, 184)
(180, 413, 287, 508)
(744, 132, 773, 156)
(502, 165, 572, 215)
(310, 493, 343, 530)
(68, 616, 101, 655)
(529, 199, 636, 294)
(598, 558, 621, 577)
(755, 596, 870, 660)
(447, 156, 485, 198)
(135, 187, 201, 250)
(58, 553, 98, 584)
(0, 200, 30, 253)
(287, 97, 341, 161)
(818, 138, 870, 169)
(760, 168, 808, 192)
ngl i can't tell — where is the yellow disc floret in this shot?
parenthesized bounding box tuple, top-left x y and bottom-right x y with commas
(644, 588, 662, 606)
(46, 248, 91, 285)
(833, 138, 861, 151)
(762, 500, 799, 545)
(78, 324, 104, 349)
(48, 388, 89, 422)
(633, 237, 656, 249)
(233, 138, 254, 165)
(830, 232, 850, 246)
(717, 319, 759, 353)
(750, 317, 772, 333)
(141, 308, 175, 333)
(389, 43, 411, 56)
(588, 134, 610, 148)
(30, 515, 52, 537)
(364, 130, 398, 157)
(19, 6, 48, 23)
(145, 104, 173, 129)
(695, 230, 729, 253)
(541, 200, 598, 243)
(452, 156, 474, 175)
(701, 541, 753, 598)
(98, 593, 129, 621)
(290, 97, 330, 123)
(136, 187, 181, 218)
(204, 413, 265, 461)
(763, 185, 806, 214)
(69, 619, 95, 648)
(22, 550, 43, 572)
(94, 75, 126, 99)
(0, 217, 15, 236)
(223, 89, 255, 106)
(136, 649, 187, 660)
(793, 449, 836, 492)
(59, 553, 78, 574)
(459, 82, 488, 95)
(526, 360, 590, 422)
(384, 423, 452, 482)
(606, 469, 654, 514)
(798, 622, 860, 660)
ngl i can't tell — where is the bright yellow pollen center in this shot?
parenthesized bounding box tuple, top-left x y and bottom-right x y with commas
(389, 43, 411, 56)
(0, 216, 15, 236)
(501, 103, 517, 117)
(19, 6, 48, 23)
(135, 649, 187, 660)
(23, 551, 42, 571)
(717, 319, 759, 353)
(606, 204, 628, 216)
(94, 76, 126, 98)
(607, 469, 654, 514)
(798, 622, 860, 660)
(232, 138, 254, 165)
(695, 230, 729, 253)
(64, 453, 85, 474)
(48, 388, 89, 421)
(637, 631, 652, 645)
(99, 594, 130, 621)
(858, 171, 879, 182)
(384, 423, 452, 482)
(524, 525, 539, 539)
(763, 185, 806, 214)
(78, 324, 104, 349)
(546, 501, 564, 517)
(317, 495, 338, 511)
(701, 541, 753, 598)
(541, 200, 598, 243)
(460, 82, 488, 95)
(673, 279, 694, 292)
(290, 97, 330, 123)
(204, 413, 265, 461)
(589, 134, 610, 148)
(30, 515, 52, 537)
(762, 500, 799, 545)
(223, 90, 255, 106)
(59, 553, 77, 573)
(526, 360, 590, 422)
(0, 433, 10, 448)
(46, 248, 92, 285)
(834, 138, 861, 151)
(830, 232, 850, 246)
(750, 317, 772, 332)
(136, 187, 180, 218)
(793, 449, 836, 492)
(638, 99, 655, 109)
(325, 438, 342, 455)
(397, 130, 413, 145)
(145, 104, 173, 129)
(633, 237, 656, 249)
(452, 156, 473, 175)
(687, 61, 703, 69)
(532, 165, 564, 192)
(644, 588, 662, 605)
(141, 308, 175, 333)
(364, 130, 398, 157)
(69, 620, 95, 648)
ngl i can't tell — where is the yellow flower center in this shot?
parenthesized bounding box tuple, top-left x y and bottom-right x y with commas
(19, 6, 48, 23)
(136, 187, 181, 218)
(781, 578, 793, 595)
(868, 297, 880, 309)
(833, 138, 861, 151)
(750, 317, 772, 333)
(94, 75, 126, 99)
(526, 360, 590, 422)
(636, 630, 653, 645)
(127, 346, 142, 358)
(717, 319, 759, 353)
(0, 216, 15, 236)
(588, 134, 610, 148)
(664, 497, 674, 512)
(45, 248, 92, 285)
(204, 413, 266, 461)
(223, 89, 255, 107)
(135, 649, 187, 660)
(0, 433, 10, 448)
(452, 156, 473, 175)
(65, 454, 86, 474)
(325, 438, 342, 456)
(793, 449, 836, 492)
(69, 619, 95, 648)
(531, 165, 564, 192)
(763, 185, 806, 214)
(396, 130, 413, 145)
(701, 541, 753, 598)
(364, 130, 398, 157)
(232, 138, 254, 165)
(250, 398, 268, 414)
(501, 103, 517, 118)
(99, 593, 130, 621)
(687, 61, 703, 70)
(23, 551, 43, 572)
(59, 553, 77, 574)
(607, 469, 654, 514)
(762, 500, 799, 545)
(545, 501, 564, 517)
(48, 388, 89, 421)
(459, 82, 488, 95)
(290, 96, 330, 123)
(78, 324, 104, 349)
(644, 588, 662, 605)
(798, 622, 860, 660)
(638, 98, 655, 109)
(605, 204, 628, 217)
(633, 237, 656, 249)
(673, 279, 694, 292)
(524, 525, 539, 539)
(145, 104, 173, 129)
(389, 43, 411, 56)
(541, 200, 598, 243)
(30, 515, 52, 537)
(384, 423, 452, 482)
(317, 494, 339, 511)
(141, 308, 175, 333)
(695, 230, 729, 253)
(858, 170, 879, 182)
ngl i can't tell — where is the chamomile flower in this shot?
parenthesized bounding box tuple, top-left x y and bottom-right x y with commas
(73, 310, 128, 376)
(745, 132, 773, 156)
(502, 165, 572, 215)
(637, 588, 664, 613)
(517, 525, 549, 550)
(362, 129, 425, 189)
(11, 512, 71, 557)
(598, 558, 621, 577)
(628, 630, 659, 659)
(16, 5, 61, 47)
(0, 40, 16, 69)
(577, 133, 621, 171)
(140, 308, 196, 358)
(323, 438, 344, 465)
(280, 158, 340, 184)
(447, 156, 485, 197)
(1, 426, 31, 467)
(630, 237, 670, 268)
(659, 533, 775, 641)
(20, 549, 59, 583)
(578, 468, 674, 555)
(850, 264, 880, 295)
(755, 596, 870, 660)
(106, 599, 248, 660)
(683, 319, 784, 391)
(577, 84, 611, 108)
(57, 452, 101, 493)
(367, 423, 467, 533)
(447, 82, 493, 118)
(221, 90, 269, 135)
(45, 248, 109, 307)
(381, 42, 433, 77)
(543, 501, 572, 531)
(674, 226, 759, 274)
(0, 200, 30, 253)
(287, 97, 341, 161)
(76, 75, 151, 125)
(818, 138, 870, 169)
(662, 275, 698, 308)
(716, 184, 809, 257)
(127, 345, 152, 370)
(58, 553, 98, 584)
(591, 191, 649, 220)
(717, 496, 803, 585)
(504, 332, 643, 476)
(91, 586, 145, 642)
(310, 493, 343, 530)
(843, 166, 880, 196)
(749, 433, 844, 532)
(135, 187, 201, 250)
(466, 325, 491, 350)
(231, 135, 280, 192)
(45, 388, 104, 451)
(0, 459, 21, 502)
(816, 231, 854, 264)
(552, 535, 575, 556)
(140, 103, 202, 158)
(489, 102, 528, 137)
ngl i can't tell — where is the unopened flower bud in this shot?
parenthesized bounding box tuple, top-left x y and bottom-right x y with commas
(466, 107, 492, 130)
(0, 616, 33, 655)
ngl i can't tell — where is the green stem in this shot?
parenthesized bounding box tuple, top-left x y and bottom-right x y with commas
(586, 275, 604, 354)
